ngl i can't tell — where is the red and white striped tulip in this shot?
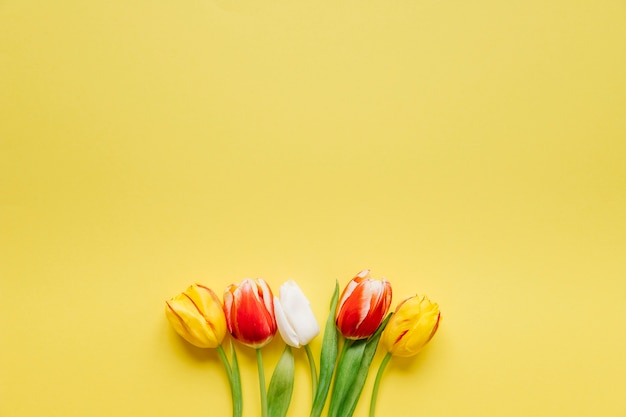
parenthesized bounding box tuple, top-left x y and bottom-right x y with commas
(335, 270, 392, 340)
(223, 278, 277, 348)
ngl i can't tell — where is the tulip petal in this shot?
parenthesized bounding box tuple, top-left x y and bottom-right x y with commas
(274, 296, 300, 347)
(279, 281, 320, 346)
(235, 283, 274, 344)
(337, 270, 369, 312)
(256, 278, 275, 315)
(337, 282, 369, 335)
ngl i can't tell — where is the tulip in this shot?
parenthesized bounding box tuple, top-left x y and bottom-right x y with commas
(165, 283, 227, 348)
(274, 280, 320, 348)
(224, 278, 278, 417)
(369, 294, 441, 417)
(165, 284, 242, 417)
(273, 280, 321, 402)
(335, 270, 392, 339)
(381, 294, 441, 357)
(223, 278, 277, 348)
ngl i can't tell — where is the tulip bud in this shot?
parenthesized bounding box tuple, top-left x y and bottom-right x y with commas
(223, 278, 277, 348)
(165, 284, 227, 349)
(335, 270, 392, 340)
(273, 280, 320, 348)
(381, 294, 441, 357)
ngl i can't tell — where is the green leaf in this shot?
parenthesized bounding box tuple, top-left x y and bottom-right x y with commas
(309, 281, 340, 417)
(334, 314, 392, 417)
(267, 346, 295, 417)
(327, 339, 367, 417)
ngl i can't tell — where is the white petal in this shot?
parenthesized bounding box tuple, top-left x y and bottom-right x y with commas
(256, 278, 274, 313)
(355, 282, 374, 328)
(280, 281, 320, 346)
(273, 296, 300, 347)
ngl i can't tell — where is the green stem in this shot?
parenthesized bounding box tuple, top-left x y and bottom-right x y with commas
(304, 344, 318, 401)
(368, 352, 392, 417)
(339, 338, 354, 361)
(217, 345, 232, 377)
(256, 348, 269, 417)
(336, 338, 354, 374)
(217, 345, 242, 417)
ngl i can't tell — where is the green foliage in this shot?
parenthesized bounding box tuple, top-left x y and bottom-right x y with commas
(268, 346, 295, 417)
(309, 281, 340, 417)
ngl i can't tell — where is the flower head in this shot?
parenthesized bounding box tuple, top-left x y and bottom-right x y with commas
(273, 280, 320, 348)
(223, 278, 277, 348)
(335, 270, 392, 340)
(165, 284, 227, 348)
(381, 294, 441, 357)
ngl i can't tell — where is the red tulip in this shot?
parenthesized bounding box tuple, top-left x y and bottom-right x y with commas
(223, 278, 277, 348)
(335, 270, 392, 339)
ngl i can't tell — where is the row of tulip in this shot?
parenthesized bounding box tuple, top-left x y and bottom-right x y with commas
(165, 270, 441, 417)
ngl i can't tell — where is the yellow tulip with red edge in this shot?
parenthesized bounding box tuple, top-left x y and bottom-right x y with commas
(165, 283, 227, 349)
(382, 294, 441, 357)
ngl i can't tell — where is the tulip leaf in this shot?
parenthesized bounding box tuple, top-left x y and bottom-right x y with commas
(334, 314, 392, 417)
(267, 346, 295, 417)
(310, 281, 340, 417)
(327, 339, 367, 417)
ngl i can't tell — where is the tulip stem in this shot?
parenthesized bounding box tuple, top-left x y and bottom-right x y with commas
(304, 344, 318, 401)
(338, 338, 354, 364)
(217, 345, 232, 377)
(256, 348, 269, 417)
(217, 344, 243, 417)
(368, 352, 392, 417)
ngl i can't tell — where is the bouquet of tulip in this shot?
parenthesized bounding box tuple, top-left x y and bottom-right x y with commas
(165, 270, 441, 417)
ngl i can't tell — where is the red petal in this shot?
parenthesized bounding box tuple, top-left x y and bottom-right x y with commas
(229, 281, 276, 346)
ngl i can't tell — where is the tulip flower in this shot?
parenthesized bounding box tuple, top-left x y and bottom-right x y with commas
(223, 278, 277, 348)
(325, 271, 392, 417)
(165, 283, 227, 348)
(165, 284, 242, 417)
(274, 280, 321, 401)
(369, 294, 441, 417)
(224, 278, 277, 417)
(274, 280, 320, 348)
(335, 270, 392, 340)
(381, 294, 441, 357)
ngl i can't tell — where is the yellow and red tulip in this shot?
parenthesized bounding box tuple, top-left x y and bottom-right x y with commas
(335, 270, 392, 339)
(165, 283, 227, 349)
(223, 278, 277, 348)
(370, 294, 441, 416)
(381, 294, 441, 357)
(166, 284, 243, 417)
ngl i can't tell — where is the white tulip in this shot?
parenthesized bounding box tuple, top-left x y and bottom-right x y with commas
(273, 280, 320, 348)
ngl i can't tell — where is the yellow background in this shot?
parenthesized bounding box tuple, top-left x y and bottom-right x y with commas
(1, 0, 625, 416)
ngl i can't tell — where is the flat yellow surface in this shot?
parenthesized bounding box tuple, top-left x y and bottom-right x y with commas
(1, 1, 625, 416)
